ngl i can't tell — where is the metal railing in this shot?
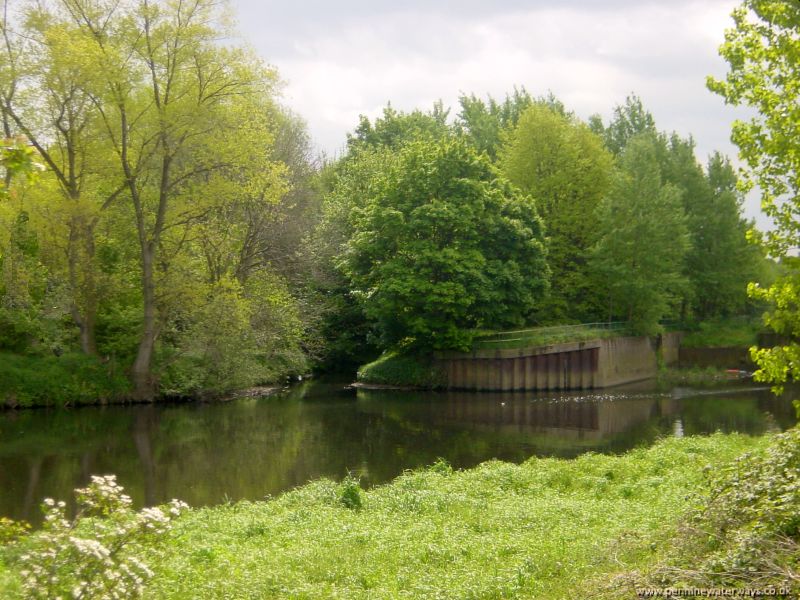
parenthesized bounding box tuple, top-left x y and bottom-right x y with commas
(474, 321, 631, 347)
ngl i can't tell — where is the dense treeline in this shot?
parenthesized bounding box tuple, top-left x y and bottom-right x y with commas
(0, 0, 768, 403)
(321, 92, 769, 357)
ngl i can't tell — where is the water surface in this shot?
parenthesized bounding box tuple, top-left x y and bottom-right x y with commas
(1, 381, 795, 523)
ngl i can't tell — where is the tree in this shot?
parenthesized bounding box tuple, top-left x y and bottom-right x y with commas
(456, 87, 535, 159)
(590, 133, 690, 334)
(0, 1, 127, 354)
(337, 137, 549, 351)
(708, 0, 800, 388)
(499, 103, 613, 322)
(347, 103, 450, 152)
(687, 152, 761, 318)
(0, 0, 307, 399)
(57, 0, 285, 399)
(595, 95, 658, 156)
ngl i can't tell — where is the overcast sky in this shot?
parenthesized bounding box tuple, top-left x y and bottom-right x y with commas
(229, 0, 766, 228)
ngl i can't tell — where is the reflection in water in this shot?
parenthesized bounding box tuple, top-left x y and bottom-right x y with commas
(0, 381, 796, 523)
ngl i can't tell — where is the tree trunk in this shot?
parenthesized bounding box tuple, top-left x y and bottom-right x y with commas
(131, 243, 157, 401)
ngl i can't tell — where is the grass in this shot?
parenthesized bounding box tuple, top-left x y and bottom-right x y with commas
(680, 317, 763, 348)
(473, 322, 631, 350)
(357, 351, 447, 388)
(0, 432, 786, 598)
(141, 435, 765, 598)
(0, 351, 131, 408)
(656, 366, 749, 387)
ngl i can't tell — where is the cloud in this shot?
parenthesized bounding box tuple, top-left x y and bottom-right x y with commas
(232, 0, 768, 228)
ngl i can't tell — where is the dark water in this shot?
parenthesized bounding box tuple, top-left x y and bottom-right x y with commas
(0, 380, 796, 523)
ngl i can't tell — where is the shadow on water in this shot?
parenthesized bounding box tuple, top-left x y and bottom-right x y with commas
(0, 380, 796, 523)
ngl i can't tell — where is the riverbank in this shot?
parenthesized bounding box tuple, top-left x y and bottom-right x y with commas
(3, 431, 787, 599)
(357, 351, 446, 388)
(0, 352, 293, 409)
(0, 352, 131, 408)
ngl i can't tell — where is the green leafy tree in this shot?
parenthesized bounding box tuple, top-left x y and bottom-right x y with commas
(338, 137, 549, 351)
(690, 152, 762, 318)
(590, 133, 690, 334)
(456, 88, 535, 159)
(499, 103, 613, 322)
(595, 95, 658, 156)
(347, 103, 450, 152)
(708, 0, 800, 388)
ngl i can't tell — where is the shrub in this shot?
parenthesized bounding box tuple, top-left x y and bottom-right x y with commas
(636, 427, 800, 591)
(0, 352, 131, 407)
(1, 475, 188, 599)
(337, 475, 363, 510)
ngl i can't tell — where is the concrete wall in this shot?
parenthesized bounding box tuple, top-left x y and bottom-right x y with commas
(436, 334, 672, 391)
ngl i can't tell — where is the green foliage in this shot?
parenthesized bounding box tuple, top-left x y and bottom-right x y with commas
(338, 135, 549, 351)
(347, 103, 451, 151)
(357, 351, 447, 388)
(591, 133, 691, 335)
(0, 352, 130, 408)
(595, 95, 658, 156)
(456, 87, 535, 158)
(60, 434, 758, 600)
(632, 428, 800, 592)
(0, 0, 319, 398)
(709, 0, 800, 390)
(157, 274, 308, 396)
(337, 475, 363, 510)
(0, 138, 38, 199)
(680, 317, 762, 348)
(499, 103, 613, 321)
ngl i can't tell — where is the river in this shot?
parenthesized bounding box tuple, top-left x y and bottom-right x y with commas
(0, 380, 795, 523)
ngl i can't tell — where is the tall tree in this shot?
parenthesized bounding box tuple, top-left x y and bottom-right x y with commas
(595, 95, 658, 156)
(4, 0, 289, 398)
(590, 133, 690, 334)
(337, 136, 549, 351)
(499, 103, 613, 322)
(347, 103, 450, 152)
(0, 0, 126, 353)
(456, 87, 536, 159)
(708, 0, 800, 388)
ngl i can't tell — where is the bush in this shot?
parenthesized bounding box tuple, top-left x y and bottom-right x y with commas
(633, 427, 800, 592)
(337, 475, 363, 510)
(0, 352, 131, 407)
(681, 317, 762, 348)
(0, 475, 188, 600)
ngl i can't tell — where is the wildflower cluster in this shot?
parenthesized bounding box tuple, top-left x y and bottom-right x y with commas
(4, 475, 188, 599)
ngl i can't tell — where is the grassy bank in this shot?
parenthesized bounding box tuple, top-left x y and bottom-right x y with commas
(3, 430, 796, 598)
(680, 317, 762, 348)
(0, 352, 131, 408)
(656, 366, 750, 387)
(2, 433, 771, 599)
(472, 322, 630, 350)
(357, 351, 447, 388)
(111, 434, 777, 598)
